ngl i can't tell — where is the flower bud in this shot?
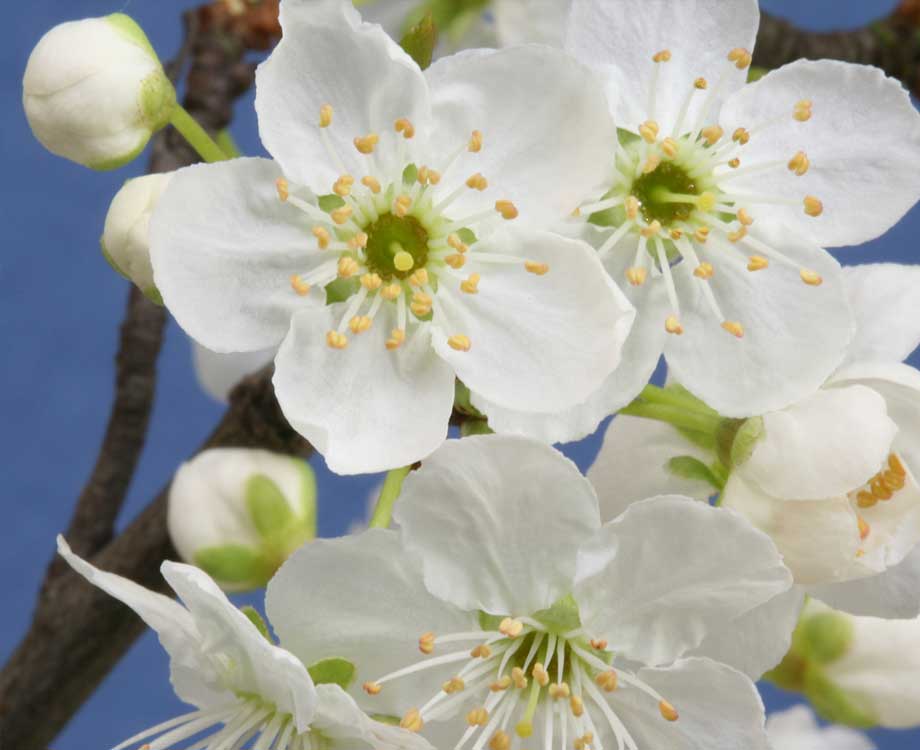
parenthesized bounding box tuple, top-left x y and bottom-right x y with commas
(167, 448, 317, 591)
(102, 173, 173, 302)
(23, 14, 176, 170)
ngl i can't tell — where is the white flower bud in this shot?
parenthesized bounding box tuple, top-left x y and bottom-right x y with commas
(23, 14, 176, 170)
(167, 448, 317, 592)
(102, 172, 173, 302)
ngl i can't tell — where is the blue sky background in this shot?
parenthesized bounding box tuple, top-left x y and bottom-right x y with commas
(1, 0, 917, 747)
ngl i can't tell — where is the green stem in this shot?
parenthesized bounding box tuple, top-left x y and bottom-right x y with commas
(368, 466, 412, 529)
(169, 105, 231, 163)
(618, 401, 722, 436)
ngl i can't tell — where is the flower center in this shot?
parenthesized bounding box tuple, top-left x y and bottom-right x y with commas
(851, 452, 910, 557)
(629, 157, 702, 226)
(363, 212, 431, 280)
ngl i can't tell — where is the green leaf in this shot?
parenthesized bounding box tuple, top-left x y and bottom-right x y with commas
(400, 11, 438, 70)
(665, 456, 723, 491)
(194, 545, 269, 586)
(245, 474, 294, 538)
(318, 193, 346, 212)
(241, 605, 272, 642)
(308, 657, 357, 690)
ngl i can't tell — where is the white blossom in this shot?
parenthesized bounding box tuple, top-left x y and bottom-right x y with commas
(766, 706, 874, 750)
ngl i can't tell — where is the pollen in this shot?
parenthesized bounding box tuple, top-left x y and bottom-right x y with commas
(363, 681, 382, 695)
(333, 174, 354, 196)
(694, 262, 714, 279)
(595, 670, 618, 692)
(326, 330, 348, 349)
(467, 173, 489, 191)
(800, 269, 823, 286)
(662, 137, 679, 158)
(410, 291, 432, 317)
(890, 453, 907, 477)
(385, 328, 406, 350)
(532, 663, 549, 687)
(570, 695, 585, 717)
(275, 177, 289, 202)
(747, 255, 769, 272)
(670, 228, 684, 240)
(408, 269, 429, 287)
(641, 220, 662, 238)
(643, 155, 662, 174)
(349, 316, 372, 334)
(448, 334, 472, 352)
(337, 256, 359, 278)
(448, 234, 469, 253)
(496, 200, 519, 220)
(511, 667, 528, 689)
(442, 677, 465, 694)
(804, 196, 824, 217)
(381, 283, 402, 301)
(394, 194, 412, 218)
(362, 176, 382, 194)
(490, 676, 512, 692)
(737, 208, 754, 226)
(400, 709, 423, 733)
(659, 700, 679, 722)
(652, 49, 672, 62)
(722, 321, 745, 338)
(471, 644, 492, 659)
(489, 730, 511, 750)
(701, 125, 724, 146)
(445, 253, 467, 269)
(354, 133, 380, 154)
(467, 708, 490, 726)
(732, 127, 751, 145)
(312, 226, 330, 249)
(694, 226, 710, 243)
(574, 733, 594, 750)
(694, 77, 708, 90)
(639, 120, 660, 144)
(394, 250, 415, 271)
(626, 267, 648, 286)
(469, 130, 484, 153)
(625, 195, 640, 220)
(525, 261, 550, 275)
(856, 491, 877, 509)
(394, 117, 415, 139)
(349, 232, 368, 250)
(331, 205, 353, 225)
(499, 617, 524, 637)
(788, 151, 810, 176)
(319, 104, 333, 128)
(590, 639, 608, 650)
(418, 632, 435, 654)
(728, 157, 741, 168)
(728, 47, 753, 69)
(290, 276, 310, 296)
(728, 226, 748, 243)
(461, 273, 481, 294)
(794, 100, 813, 122)
(665, 316, 684, 335)
(858, 516, 871, 541)
(548, 682, 571, 700)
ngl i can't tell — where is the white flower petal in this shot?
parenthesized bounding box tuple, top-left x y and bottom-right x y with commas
(393, 435, 601, 615)
(719, 60, 920, 248)
(425, 45, 616, 228)
(742, 385, 897, 501)
(432, 227, 634, 413)
(493, 0, 572, 47)
(191, 341, 275, 403)
(608, 658, 769, 750)
(766, 705, 875, 750)
(255, 0, 430, 193)
(687, 587, 804, 680)
(588, 415, 714, 522)
(842, 264, 920, 366)
(161, 563, 317, 732)
(150, 158, 318, 353)
(266, 529, 475, 718)
(273, 306, 455, 476)
(574, 497, 792, 665)
(665, 227, 853, 417)
(565, 0, 760, 133)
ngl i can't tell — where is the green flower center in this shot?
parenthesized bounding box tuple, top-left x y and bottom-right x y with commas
(630, 161, 700, 226)
(363, 212, 430, 280)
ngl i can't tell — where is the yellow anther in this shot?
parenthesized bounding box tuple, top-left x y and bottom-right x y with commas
(445, 253, 467, 269)
(469, 130, 484, 152)
(466, 173, 489, 191)
(659, 700, 679, 722)
(643, 154, 662, 174)
(394, 194, 412, 218)
(333, 174, 354, 196)
(571, 207, 582, 217)
(362, 176, 381, 194)
(394, 117, 415, 139)
(525, 261, 550, 275)
(570, 695, 585, 718)
(532, 663, 549, 687)
(858, 516, 871, 541)
(728, 157, 741, 169)
(490, 676, 512, 692)
(549, 682, 571, 700)
(590, 639, 608, 651)
(385, 328, 406, 350)
(290, 276, 311, 296)
(354, 133, 380, 154)
(496, 200, 519, 220)
(319, 104, 333, 128)
(326, 330, 348, 350)
(800, 269, 823, 286)
(410, 291, 432, 317)
(409, 269, 429, 287)
(652, 49, 672, 62)
(728, 226, 748, 243)
(640, 220, 662, 238)
(467, 707, 490, 726)
(665, 316, 684, 336)
(794, 99, 813, 122)
(670, 228, 684, 240)
(448, 234, 469, 253)
(728, 47, 753, 69)
(747, 255, 769, 272)
(694, 77, 708, 90)
(639, 120, 660, 144)
(515, 721, 533, 739)
(883, 470, 906, 490)
(337, 256, 359, 278)
(442, 677, 465, 694)
(804, 196, 824, 217)
(661, 137, 679, 158)
(400, 709, 423, 733)
(363, 681, 382, 695)
(697, 192, 717, 212)
(448, 334, 472, 352)
(870, 475, 894, 501)
(331, 205, 353, 225)
(348, 232, 369, 250)
(737, 208, 754, 226)
(694, 262, 714, 280)
(701, 125, 724, 146)
(889, 453, 908, 477)
(275, 177, 289, 202)
(574, 733, 594, 750)
(460, 273, 481, 294)
(499, 617, 524, 638)
(788, 151, 810, 176)
(489, 730, 511, 750)
(394, 250, 415, 272)
(856, 490, 878, 509)
(511, 667, 528, 689)
(417, 166, 431, 186)
(471, 643, 492, 659)
(418, 632, 435, 654)
(722, 321, 745, 338)
(625, 195, 640, 220)
(427, 169, 442, 185)
(694, 226, 711, 243)
(595, 670, 618, 692)
(349, 316, 372, 334)
(626, 267, 648, 286)
(732, 127, 751, 145)
(381, 283, 402, 301)
(312, 226, 331, 249)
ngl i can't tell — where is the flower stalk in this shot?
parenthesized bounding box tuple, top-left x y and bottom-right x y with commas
(369, 465, 412, 529)
(169, 105, 232, 163)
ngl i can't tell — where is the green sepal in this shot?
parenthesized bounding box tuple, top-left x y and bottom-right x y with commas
(241, 605, 273, 642)
(803, 663, 877, 729)
(88, 134, 150, 171)
(245, 474, 295, 538)
(400, 11, 438, 70)
(747, 66, 768, 83)
(456, 227, 478, 246)
(666, 456, 723, 491)
(460, 419, 493, 437)
(100, 239, 128, 279)
(532, 594, 581, 634)
(294, 459, 318, 539)
(800, 611, 854, 665)
(325, 277, 360, 304)
(454, 380, 484, 418)
(478, 611, 504, 632)
(139, 70, 178, 132)
(143, 286, 164, 306)
(370, 713, 401, 726)
(308, 657, 357, 690)
(318, 194, 346, 212)
(106, 13, 159, 58)
(194, 544, 271, 586)
(402, 163, 419, 185)
(729, 416, 765, 468)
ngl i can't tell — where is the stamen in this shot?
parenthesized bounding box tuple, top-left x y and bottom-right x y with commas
(590, 639, 607, 651)
(639, 120, 660, 144)
(348, 316, 372, 334)
(640, 220, 662, 238)
(794, 100, 813, 122)
(337, 256, 359, 279)
(659, 700, 679, 722)
(326, 330, 348, 349)
(804, 196, 824, 217)
(642, 154, 662, 174)
(549, 682, 571, 700)
(401, 709, 424, 733)
(625, 196, 640, 220)
(661, 137, 679, 158)
(319, 104, 333, 128)
(467, 173, 489, 191)
(445, 254, 467, 269)
(788, 151, 810, 176)
(694, 226, 710, 243)
(448, 335, 472, 352)
(363, 681, 382, 695)
(496, 200, 519, 220)
(349, 232, 369, 249)
(411, 291, 433, 317)
(721, 321, 745, 338)
(652, 49, 672, 62)
(409, 269, 429, 287)
(313, 226, 331, 249)
(394, 194, 413, 218)
(499, 618, 524, 638)
(727, 47, 753, 69)
(448, 234, 470, 253)
(525, 261, 550, 275)
(511, 667, 528, 689)
(444, 677, 467, 694)
(381, 283, 402, 301)
(737, 208, 754, 226)
(732, 127, 751, 145)
(468, 708, 490, 727)
(532, 663, 549, 687)
(694, 262, 714, 279)
(386, 328, 406, 351)
(471, 644, 493, 659)
(728, 157, 741, 168)
(331, 205, 353, 225)
(490, 676, 512, 692)
(700, 125, 724, 146)
(858, 516, 871, 541)
(290, 276, 311, 296)
(665, 316, 684, 336)
(489, 730, 511, 750)
(362, 176, 382, 194)
(275, 178, 289, 202)
(626, 267, 647, 286)
(354, 133, 380, 154)
(420, 632, 436, 654)
(856, 491, 877, 509)
(747, 256, 769, 272)
(469, 130, 484, 153)
(395, 118, 416, 139)
(571, 695, 585, 718)
(800, 269, 823, 286)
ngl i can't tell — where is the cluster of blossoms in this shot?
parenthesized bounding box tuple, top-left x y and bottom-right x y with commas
(22, 0, 920, 748)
